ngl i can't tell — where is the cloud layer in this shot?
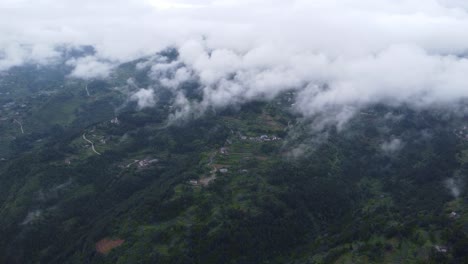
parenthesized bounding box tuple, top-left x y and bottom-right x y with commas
(2, 0, 468, 125)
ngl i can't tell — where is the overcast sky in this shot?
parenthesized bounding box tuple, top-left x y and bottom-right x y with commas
(2, 0, 468, 126)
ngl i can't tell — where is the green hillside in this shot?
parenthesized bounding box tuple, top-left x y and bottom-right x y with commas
(1, 61, 468, 264)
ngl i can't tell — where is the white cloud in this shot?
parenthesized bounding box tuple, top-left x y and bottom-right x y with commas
(2, 0, 468, 125)
(445, 177, 463, 198)
(380, 138, 404, 154)
(146, 0, 207, 10)
(131, 88, 156, 109)
(66, 56, 114, 79)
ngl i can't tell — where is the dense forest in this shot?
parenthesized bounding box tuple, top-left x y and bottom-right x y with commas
(1, 55, 468, 264)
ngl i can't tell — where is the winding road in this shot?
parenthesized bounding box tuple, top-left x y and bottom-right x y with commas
(85, 84, 90, 97)
(83, 133, 101, 155)
(13, 119, 24, 134)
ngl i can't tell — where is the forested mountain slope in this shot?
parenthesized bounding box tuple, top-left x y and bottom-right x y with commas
(1, 56, 468, 264)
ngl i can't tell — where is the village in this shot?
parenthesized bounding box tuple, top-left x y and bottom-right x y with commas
(189, 131, 282, 187)
(124, 158, 159, 169)
(0, 101, 27, 124)
(238, 133, 281, 142)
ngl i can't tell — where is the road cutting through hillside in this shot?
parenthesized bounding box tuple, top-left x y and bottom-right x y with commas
(85, 84, 90, 96)
(83, 133, 101, 155)
(13, 119, 24, 134)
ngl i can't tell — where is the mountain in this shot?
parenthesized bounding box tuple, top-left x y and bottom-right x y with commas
(0, 55, 468, 264)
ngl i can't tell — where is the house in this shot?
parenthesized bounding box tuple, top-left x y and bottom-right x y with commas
(138, 160, 149, 167)
(434, 245, 448, 253)
(219, 168, 229, 174)
(189, 180, 199, 186)
(449, 211, 459, 219)
(220, 147, 228, 155)
(110, 117, 120, 125)
(138, 158, 158, 168)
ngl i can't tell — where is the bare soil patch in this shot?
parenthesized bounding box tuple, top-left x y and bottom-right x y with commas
(96, 238, 125, 254)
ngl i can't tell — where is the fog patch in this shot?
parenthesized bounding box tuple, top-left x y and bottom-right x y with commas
(131, 88, 156, 109)
(445, 177, 464, 199)
(21, 210, 42, 225)
(384, 112, 404, 123)
(381, 138, 404, 154)
(66, 56, 114, 79)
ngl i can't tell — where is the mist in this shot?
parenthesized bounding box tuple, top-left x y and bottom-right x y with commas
(2, 0, 468, 125)
(445, 177, 464, 199)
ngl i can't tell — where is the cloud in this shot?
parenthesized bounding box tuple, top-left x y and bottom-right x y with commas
(2, 0, 468, 125)
(131, 88, 156, 109)
(148, 58, 195, 89)
(445, 177, 463, 198)
(380, 138, 404, 154)
(66, 56, 114, 79)
(0, 43, 59, 70)
(147, 0, 207, 10)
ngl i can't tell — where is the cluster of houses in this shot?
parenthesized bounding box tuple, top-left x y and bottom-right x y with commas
(239, 134, 281, 142)
(2, 101, 28, 111)
(0, 102, 28, 138)
(189, 131, 279, 188)
(189, 174, 217, 187)
(220, 147, 229, 155)
(125, 158, 159, 169)
(137, 158, 159, 168)
(449, 211, 460, 219)
(189, 167, 229, 187)
(0, 102, 22, 119)
(2, 102, 15, 109)
(434, 245, 449, 254)
(110, 117, 120, 125)
(430, 211, 463, 254)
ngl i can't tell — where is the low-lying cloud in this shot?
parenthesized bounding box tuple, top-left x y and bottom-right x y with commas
(381, 138, 404, 154)
(445, 177, 464, 199)
(3, 0, 468, 125)
(131, 88, 156, 109)
(66, 56, 114, 79)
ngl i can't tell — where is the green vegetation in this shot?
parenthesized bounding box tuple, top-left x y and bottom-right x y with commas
(1, 62, 468, 264)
